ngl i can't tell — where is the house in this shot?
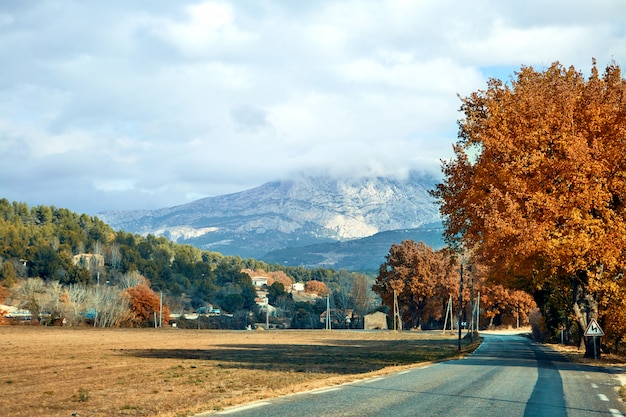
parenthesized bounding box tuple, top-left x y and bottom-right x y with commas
(72, 253, 104, 269)
(320, 309, 354, 326)
(364, 311, 388, 330)
(291, 282, 305, 292)
(258, 303, 277, 317)
(251, 276, 268, 288)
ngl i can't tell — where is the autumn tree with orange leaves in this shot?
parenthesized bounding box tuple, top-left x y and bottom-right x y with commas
(124, 284, 171, 327)
(373, 241, 459, 329)
(305, 280, 330, 296)
(433, 60, 626, 357)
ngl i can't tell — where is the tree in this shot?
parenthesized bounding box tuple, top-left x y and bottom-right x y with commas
(124, 284, 170, 327)
(305, 280, 329, 296)
(480, 284, 536, 328)
(432, 61, 626, 357)
(92, 285, 131, 328)
(373, 240, 446, 329)
(65, 284, 90, 325)
(15, 278, 47, 323)
(267, 281, 286, 305)
(0, 261, 17, 286)
(350, 273, 371, 327)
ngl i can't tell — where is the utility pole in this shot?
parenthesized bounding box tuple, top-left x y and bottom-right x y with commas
(458, 264, 463, 351)
(159, 292, 163, 328)
(393, 290, 401, 332)
(326, 295, 331, 330)
(476, 291, 480, 332)
(443, 295, 453, 334)
(468, 269, 474, 341)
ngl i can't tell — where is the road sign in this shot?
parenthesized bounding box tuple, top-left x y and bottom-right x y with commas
(584, 318, 605, 337)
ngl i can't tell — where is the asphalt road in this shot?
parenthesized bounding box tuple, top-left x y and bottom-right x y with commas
(202, 334, 626, 417)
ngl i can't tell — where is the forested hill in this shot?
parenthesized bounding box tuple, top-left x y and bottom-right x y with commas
(0, 199, 360, 313)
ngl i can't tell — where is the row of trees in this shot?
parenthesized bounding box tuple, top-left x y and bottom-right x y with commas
(0, 199, 379, 328)
(7, 272, 169, 327)
(373, 240, 536, 330)
(432, 60, 626, 357)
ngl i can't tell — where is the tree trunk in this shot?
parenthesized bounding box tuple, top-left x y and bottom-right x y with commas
(571, 273, 600, 359)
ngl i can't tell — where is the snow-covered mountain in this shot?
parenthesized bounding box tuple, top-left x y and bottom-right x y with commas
(98, 172, 444, 267)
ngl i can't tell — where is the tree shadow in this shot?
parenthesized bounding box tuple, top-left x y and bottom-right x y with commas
(122, 338, 459, 375)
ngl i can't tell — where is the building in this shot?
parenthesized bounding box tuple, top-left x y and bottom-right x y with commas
(364, 311, 388, 330)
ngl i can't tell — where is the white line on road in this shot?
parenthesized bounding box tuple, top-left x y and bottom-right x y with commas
(398, 371, 410, 375)
(591, 383, 599, 389)
(362, 377, 385, 384)
(216, 402, 271, 414)
(598, 394, 609, 402)
(311, 387, 341, 395)
(609, 409, 624, 417)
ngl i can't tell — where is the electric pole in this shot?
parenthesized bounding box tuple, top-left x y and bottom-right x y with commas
(458, 264, 463, 351)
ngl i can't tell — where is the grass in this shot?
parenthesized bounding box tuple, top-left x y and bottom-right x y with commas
(0, 326, 478, 417)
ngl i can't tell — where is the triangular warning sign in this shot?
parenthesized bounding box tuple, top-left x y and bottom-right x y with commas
(584, 318, 605, 337)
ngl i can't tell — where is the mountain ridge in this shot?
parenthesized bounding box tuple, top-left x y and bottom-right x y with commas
(99, 172, 444, 268)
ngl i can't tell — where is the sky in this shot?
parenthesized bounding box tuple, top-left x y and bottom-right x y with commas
(1, 1, 625, 215)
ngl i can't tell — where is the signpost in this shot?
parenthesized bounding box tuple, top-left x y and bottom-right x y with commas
(584, 318, 605, 360)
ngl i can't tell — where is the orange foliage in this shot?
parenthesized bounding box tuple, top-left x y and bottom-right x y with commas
(267, 270, 293, 288)
(305, 280, 329, 296)
(374, 241, 461, 329)
(433, 61, 626, 352)
(124, 284, 171, 326)
(241, 269, 293, 288)
(479, 284, 536, 328)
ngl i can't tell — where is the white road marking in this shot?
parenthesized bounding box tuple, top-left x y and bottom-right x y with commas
(217, 402, 270, 414)
(598, 393, 609, 401)
(311, 387, 341, 395)
(362, 377, 385, 384)
(591, 383, 599, 389)
(610, 409, 624, 417)
(398, 371, 410, 375)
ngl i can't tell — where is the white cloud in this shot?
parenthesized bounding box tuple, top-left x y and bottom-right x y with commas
(158, 1, 257, 58)
(0, 0, 624, 214)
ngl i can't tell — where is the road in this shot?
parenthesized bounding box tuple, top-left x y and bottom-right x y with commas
(200, 334, 625, 417)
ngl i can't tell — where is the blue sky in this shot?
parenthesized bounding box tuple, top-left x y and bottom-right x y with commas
(1, 1, 624, 214)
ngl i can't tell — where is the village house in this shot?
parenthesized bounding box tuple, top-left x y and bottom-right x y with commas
(72, 253, 105, 269)
(364, 311, 388, 330)
(320, 309, 355, 328)
(251, 276, 268, 288)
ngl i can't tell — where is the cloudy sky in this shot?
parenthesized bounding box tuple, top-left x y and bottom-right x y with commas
(1, 1, 624, 215)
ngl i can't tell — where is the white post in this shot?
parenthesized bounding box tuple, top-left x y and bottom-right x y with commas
(159, 292, 163, 328)
(476, 292, 480, 332)
(326, 296, 331, 330)
(443, 295, 452, 334)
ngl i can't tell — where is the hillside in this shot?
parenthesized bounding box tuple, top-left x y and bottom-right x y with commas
(261, 223, 445, 271)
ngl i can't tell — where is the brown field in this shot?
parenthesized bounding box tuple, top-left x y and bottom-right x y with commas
(0, 326, 477, 417)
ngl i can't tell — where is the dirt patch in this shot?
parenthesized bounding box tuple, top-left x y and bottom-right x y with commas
(0, 327, 474, 417)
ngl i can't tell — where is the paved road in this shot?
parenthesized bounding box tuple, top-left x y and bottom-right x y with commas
(201, 334, 626, 417)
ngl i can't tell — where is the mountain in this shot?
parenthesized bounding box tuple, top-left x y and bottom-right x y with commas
(262, 223, 446, 271)
(98, 172, 444, 269)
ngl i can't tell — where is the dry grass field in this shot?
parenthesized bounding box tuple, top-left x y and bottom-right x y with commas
(0, 326, 477, 417)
